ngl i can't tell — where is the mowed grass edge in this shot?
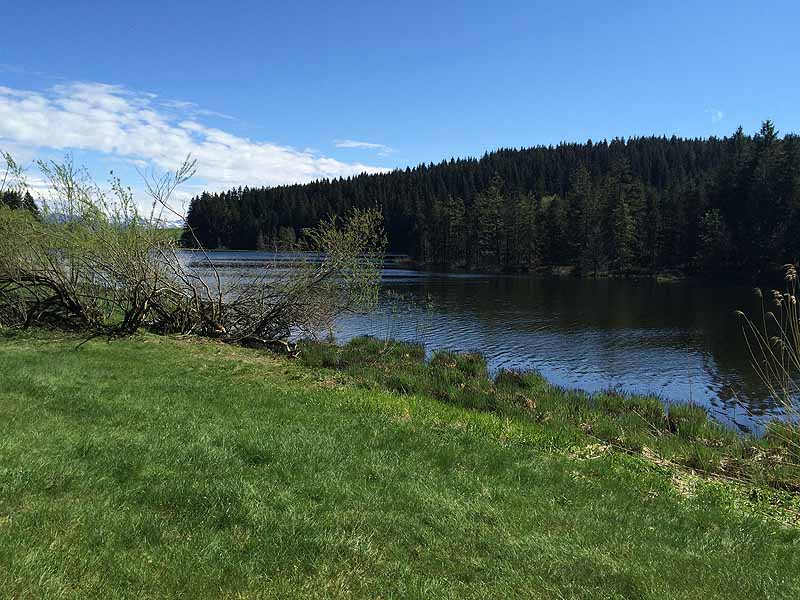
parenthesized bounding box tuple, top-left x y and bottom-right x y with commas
(0, 330, 798, 599)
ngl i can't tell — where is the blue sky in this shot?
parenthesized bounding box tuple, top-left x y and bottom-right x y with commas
(1, 0, 799, 206)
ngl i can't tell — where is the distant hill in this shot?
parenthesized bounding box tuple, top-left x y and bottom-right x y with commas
(182, 122, 800, 276)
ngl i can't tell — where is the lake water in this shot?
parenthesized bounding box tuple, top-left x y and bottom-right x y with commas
(183, 251, 783, 432)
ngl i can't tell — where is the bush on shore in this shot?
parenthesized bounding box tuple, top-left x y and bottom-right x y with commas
(0, 152, 385, 345)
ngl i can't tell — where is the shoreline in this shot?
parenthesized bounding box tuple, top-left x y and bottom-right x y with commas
(177, 246, 784, 284)
(297, 335, 800, 492)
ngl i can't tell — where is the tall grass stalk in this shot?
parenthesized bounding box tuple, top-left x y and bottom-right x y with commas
(738, 264, 800, 453)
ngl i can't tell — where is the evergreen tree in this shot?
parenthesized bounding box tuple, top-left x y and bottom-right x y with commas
(1, 190, 39, 218)
(471, 178, 505, 268)
(695, 208, 733, 271)
(179, 121, 799, 277)
(606, 160, 638, 272)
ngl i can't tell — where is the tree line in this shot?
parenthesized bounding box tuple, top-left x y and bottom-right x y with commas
(182, 121, 800, 276)
(0, 190, 39, 217)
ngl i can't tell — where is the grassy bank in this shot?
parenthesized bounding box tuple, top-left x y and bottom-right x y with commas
(301, 337, 800, 493)
(1, 331, 799, 598)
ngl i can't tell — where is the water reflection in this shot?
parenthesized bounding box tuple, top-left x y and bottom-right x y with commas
(181, 251, 780, 431)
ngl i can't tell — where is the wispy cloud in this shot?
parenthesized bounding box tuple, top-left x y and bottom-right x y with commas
(160, 98, 237, 121)
(334, 138, 393, 157)
(0, 63, 25, 74)
(0, 81, 387, 205)
(0, 63, 64, 81)
(705, 108, 724, 124)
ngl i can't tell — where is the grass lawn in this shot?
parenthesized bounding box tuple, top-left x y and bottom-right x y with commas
(0, 331, 798, 598)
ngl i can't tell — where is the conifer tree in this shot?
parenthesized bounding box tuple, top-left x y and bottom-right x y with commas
(178, 122, 800, 277)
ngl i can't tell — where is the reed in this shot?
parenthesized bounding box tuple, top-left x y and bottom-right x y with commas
(737, 264, 800, 456)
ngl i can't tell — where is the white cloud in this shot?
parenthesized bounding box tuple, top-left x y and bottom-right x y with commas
(705, 108, 724, 124)
(0, 81, 388, 204)
(334, 138, 393, 157)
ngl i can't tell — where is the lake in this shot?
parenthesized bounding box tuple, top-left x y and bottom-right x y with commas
(182, 251, 782, 432)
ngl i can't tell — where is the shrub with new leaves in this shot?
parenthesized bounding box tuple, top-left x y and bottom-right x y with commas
(0, 155, 194, 334)
(0, 152, 386, 344)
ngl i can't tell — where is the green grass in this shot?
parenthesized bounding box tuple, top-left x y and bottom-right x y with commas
(301, 336, 800, 492)
(1, 330, 799, 598)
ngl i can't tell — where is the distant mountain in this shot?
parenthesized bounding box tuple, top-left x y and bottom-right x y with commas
(153, 217, 185, 229)
(39, 211, 183, 230)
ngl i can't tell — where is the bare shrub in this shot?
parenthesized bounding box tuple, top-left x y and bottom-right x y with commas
(0, 152, 385, 346)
